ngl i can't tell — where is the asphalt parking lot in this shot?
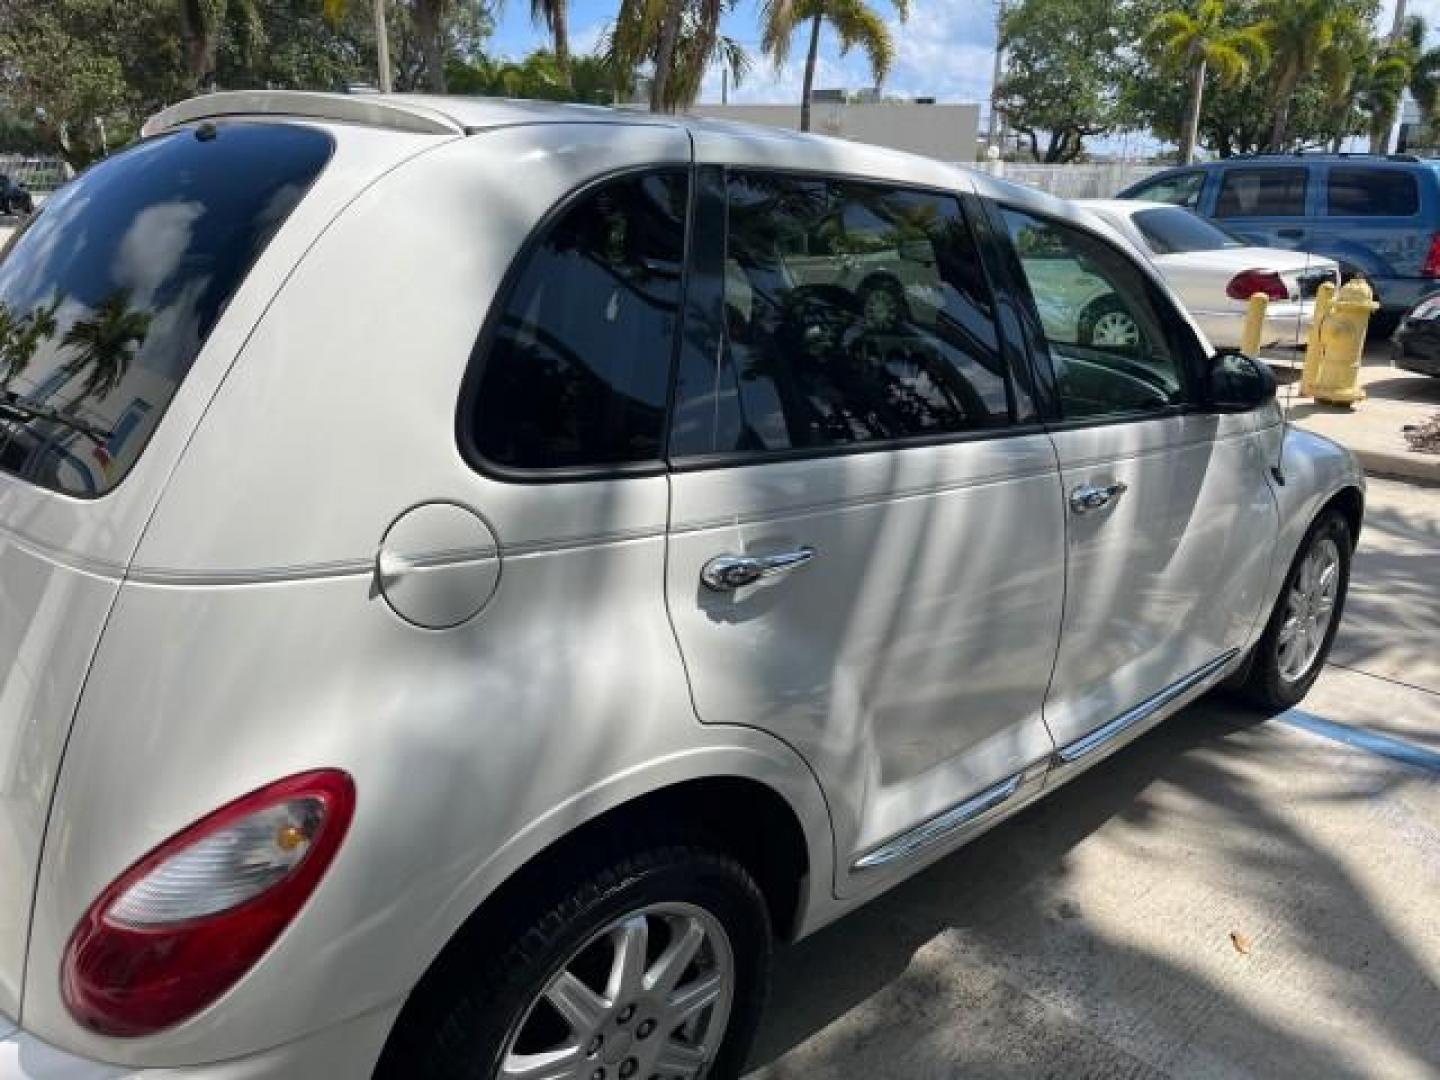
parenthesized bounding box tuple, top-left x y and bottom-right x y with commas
(745, 476, 1440, 1080)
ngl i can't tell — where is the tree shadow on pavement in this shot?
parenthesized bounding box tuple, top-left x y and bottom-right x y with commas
(744, 698, 1440, 1079)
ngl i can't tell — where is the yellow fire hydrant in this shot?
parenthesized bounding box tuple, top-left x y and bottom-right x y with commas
(1301, 278, 1376, 406)
(1239, 293, 1269, 357)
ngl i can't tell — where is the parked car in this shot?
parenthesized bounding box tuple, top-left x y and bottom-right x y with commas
(0, 92, 1363, 1080)
(0, 174, 33, 216)
(1392, 294, 1440, 375)
(1079, 199, 1339, 352)
(1118, 153, 1440, 326)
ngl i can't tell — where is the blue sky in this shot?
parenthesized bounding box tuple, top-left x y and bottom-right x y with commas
(488, 0, 1005, 106)
(488, 0, 1435, 117)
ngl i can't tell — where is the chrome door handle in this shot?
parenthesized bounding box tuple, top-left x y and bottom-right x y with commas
(701, 547, 816, 592)
(1069, 481, 1128, 514)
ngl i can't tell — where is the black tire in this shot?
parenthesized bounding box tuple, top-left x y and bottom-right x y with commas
(1077, 296, 1148, 355)
(377, 837, 772, 1080)
(1241, 510, 1352, 709)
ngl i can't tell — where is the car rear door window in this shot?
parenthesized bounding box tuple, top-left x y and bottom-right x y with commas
(1215, 168, 1308, 218)
(465, 170, 688, 474)
(1000, 207, 1188, 421)
(1326, 168, 1419, 217)
(0, 122, 331, 497)
(673, 171, 1010, 458)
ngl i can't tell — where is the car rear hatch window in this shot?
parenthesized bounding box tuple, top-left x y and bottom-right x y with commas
(0, 122, 332, 498)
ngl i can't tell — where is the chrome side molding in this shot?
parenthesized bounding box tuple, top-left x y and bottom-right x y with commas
(1055, 649, 1240, 764)
(852, 771, 1025, 872)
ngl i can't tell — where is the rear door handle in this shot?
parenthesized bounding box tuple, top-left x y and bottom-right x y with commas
(702, 547, 816, 591)
(1069, 482, 1128, 514)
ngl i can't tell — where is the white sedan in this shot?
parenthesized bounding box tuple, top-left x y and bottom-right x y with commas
(1080, 199, 1340, 352)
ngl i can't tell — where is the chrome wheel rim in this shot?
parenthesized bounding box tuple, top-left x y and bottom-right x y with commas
(1277, 535, 1341, 684)
(1091, 310, 1141, 348)
(499, 902, 735, 1080)
(862, 288, 901, 328)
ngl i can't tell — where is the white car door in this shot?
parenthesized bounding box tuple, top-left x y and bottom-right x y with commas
(993, 205, 1279, 764)
(664, 167, 1065, 896)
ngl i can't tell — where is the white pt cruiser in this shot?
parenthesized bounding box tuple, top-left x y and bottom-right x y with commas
(0, 93, 1362, 1079)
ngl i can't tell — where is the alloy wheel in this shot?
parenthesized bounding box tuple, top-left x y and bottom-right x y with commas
(1276, 535, 1341, 684)
(499, 903, 735, 1080)
(1090, 310, 1141, 348)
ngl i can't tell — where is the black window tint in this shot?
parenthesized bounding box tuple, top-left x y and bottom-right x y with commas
(1001, 207, 1188, 421)
(1327, 168, 1419, 217)
(1129, 171, 1205, 210)
(692, 172, 1008, 456)
(470, 171, 688, 471)
(0, 123, 330, 497)
(1215, 168, 1308, 218)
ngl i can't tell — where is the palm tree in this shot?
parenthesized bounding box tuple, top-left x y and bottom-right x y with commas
(608, 0, 750, 112)
(530, 0, 571, 75)
(760, 0, 909, 133)
(0, 295, 61, 387)
(1261, 0, 1344, 150)
(1145, 0, 1269, 164)
(58, 292, 150, 406)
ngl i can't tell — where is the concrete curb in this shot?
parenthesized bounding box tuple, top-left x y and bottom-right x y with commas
(1349, 447, 1440, 485)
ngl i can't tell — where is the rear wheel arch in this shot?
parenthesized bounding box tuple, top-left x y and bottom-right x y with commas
(378, 775, 812, 1071)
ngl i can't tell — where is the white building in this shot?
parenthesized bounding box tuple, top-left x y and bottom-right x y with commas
(686, 100, 981, 163)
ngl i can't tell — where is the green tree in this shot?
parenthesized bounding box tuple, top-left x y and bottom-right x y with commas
(527, 0, 571, 76)
(58, 292, 150, 405)
(0, 0, 190, 167)
(607, 0, 750, 112)
(1144, 0, 1268, 163)
(996, 0, 1130, 162)
(1262, 0, 1348, 149)
(759, 0, 910, 133)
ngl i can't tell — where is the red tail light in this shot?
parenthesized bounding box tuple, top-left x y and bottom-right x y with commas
(1423, 233, 1440, 278)
(62, 769, 355, 1037)
(1226, 269, 1291, 302)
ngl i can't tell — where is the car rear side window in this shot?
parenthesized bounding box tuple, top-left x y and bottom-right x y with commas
(670, 171, 1010, 458)
(465, 170, 689, 474)
(1327, 168, 1419, 217)
(1127, 171, 1205, 211)
(0, 122, 331, 498)
(1215, 168, 1308, 218)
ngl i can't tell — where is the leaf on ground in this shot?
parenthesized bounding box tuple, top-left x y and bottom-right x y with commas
(1230, 930, 1253, 955)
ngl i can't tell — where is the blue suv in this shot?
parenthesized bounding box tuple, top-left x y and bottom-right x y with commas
(1119, 155, 1440, 325)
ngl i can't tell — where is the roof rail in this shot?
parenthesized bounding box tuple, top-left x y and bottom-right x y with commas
(1222, 150, 1423, 163)
(142, 90, 465, 139)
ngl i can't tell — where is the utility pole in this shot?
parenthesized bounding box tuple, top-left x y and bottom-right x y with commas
(987, 0, 1008, 155)
(722, 68, 729, 105)
(1389, 0, 1408, 43)
(374, 0, 393, 92)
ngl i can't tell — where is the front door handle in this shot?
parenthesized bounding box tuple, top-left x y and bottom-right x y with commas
(1069, 482, 1128, 514)
(701, 547, 816, 592)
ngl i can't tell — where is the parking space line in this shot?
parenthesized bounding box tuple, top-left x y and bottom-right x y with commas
(1278, 709, 1440, 775)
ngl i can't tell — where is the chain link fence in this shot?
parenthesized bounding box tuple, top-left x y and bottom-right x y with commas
(970, 161, 1165, 200)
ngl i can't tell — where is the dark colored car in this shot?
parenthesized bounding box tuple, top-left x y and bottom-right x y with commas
(1393, 295, 1440, 376)
(0, 175, 34, 216)
(1119, 154, 1440, 325)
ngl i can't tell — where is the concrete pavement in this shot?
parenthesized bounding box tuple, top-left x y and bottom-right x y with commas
(746, 477, 1440, 1080)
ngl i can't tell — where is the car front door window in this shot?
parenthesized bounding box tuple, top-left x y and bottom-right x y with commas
(999, 207, 1188, 421)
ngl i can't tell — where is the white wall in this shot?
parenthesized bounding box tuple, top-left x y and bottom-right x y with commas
(687, 102, 981, 163)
